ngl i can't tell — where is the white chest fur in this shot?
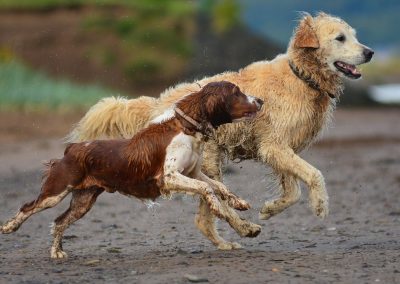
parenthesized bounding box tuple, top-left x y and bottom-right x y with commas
(164, 132, 204, 177)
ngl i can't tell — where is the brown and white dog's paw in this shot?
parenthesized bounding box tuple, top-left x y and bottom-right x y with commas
(233, 221, 261, 238)
(50, 247, 68, 259)
(217, 241, 242, 250)
(228, 196, 250, 211)
(0, 220, 19, 234)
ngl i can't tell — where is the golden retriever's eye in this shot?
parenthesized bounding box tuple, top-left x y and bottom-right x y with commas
(335, 34, 346, 42)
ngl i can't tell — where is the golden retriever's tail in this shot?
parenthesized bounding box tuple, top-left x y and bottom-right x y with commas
(66, 96, 157, 143)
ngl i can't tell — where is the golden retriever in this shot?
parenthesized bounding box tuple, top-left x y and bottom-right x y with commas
(67, 12, 374, 249)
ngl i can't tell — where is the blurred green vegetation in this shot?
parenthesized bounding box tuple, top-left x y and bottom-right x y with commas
(363, 57, 400, 84)
(0, 0, 193, 11)
(202, 0, 241, 33)
(0, 60, 114, 112)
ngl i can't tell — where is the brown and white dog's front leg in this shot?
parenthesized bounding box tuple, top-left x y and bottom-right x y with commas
(258, 144, 329, 219)
(197, 172, 250, 211)
(163, 172, 227, 219)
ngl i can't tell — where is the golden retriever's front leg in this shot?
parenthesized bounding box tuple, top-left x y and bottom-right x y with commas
(259, 145, 329, 219)
(197, 172, 250, 211)
(200, 141, 261, 239)
(259, 173, 301, 220)
(195, 197, 242, 250)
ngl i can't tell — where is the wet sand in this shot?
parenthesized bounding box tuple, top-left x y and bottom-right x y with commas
(0, 108, 399, 283)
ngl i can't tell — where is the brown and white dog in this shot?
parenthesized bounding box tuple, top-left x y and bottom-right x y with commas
(0, 81, 263, 258)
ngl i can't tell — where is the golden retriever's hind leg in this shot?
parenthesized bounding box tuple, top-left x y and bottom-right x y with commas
(50, 187, 103, 259)
(259, 174, 301, 220)
(195, 197, 241, 250)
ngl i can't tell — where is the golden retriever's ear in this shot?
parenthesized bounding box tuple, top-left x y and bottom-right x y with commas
(294, 15, 319, 49)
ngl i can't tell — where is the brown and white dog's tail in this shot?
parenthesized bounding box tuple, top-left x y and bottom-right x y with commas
(66, 96, 157, 143)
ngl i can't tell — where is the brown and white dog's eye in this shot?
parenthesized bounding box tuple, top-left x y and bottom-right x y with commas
(335, 34, 346, 42)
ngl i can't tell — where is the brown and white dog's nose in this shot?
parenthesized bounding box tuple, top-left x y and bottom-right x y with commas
(254, 97, 264, 110)
(247, 95, 264, 110)
(363, 48, 374, 62)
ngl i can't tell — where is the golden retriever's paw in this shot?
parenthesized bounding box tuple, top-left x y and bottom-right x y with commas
(259, 202, 278, 220)
(217, 242, 242, 250)
(312, 198, 329, 219)
(50, 247, 68, 259)
(258, 212, 271, 220)
(228, 197, 250, 211)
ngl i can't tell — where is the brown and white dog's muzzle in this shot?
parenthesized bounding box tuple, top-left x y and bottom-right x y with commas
(247, 95, 264, 110)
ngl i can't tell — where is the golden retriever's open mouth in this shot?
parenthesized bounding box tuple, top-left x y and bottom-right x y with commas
(334, 61, 361, 79)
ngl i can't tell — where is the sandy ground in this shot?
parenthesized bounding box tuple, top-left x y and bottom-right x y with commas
(0, 108, 399, 283)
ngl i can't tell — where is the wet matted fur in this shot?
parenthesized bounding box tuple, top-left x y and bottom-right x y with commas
(66, 12, 374, 247)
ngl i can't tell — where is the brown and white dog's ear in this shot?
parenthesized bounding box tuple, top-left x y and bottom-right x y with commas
(293, 14, 319, 49)
(231, 85, 240, 95)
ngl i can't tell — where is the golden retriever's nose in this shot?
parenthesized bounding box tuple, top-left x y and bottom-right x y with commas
(363, 48, 374, 62)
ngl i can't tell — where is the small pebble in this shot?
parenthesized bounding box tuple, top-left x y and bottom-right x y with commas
(184, 273, 209, 283)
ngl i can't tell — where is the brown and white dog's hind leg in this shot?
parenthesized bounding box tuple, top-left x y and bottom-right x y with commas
(1, 160, 79, 234)
(0, 187, 71, 234)
(259, 173, 301, 220)
(50, 187, 104, 259)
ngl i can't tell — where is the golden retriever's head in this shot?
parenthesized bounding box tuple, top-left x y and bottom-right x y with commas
(290, 12, 374, 79)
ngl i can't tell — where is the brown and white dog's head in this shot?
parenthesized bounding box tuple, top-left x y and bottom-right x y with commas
(290, 12, 374, 80)
(176, 81, 263, 129)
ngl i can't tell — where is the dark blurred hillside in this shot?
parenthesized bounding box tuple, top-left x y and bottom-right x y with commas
(186, 12, 283, 80)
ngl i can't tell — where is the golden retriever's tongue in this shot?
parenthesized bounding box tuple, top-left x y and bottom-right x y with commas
(338, 61, 360, 76)
(348, 64, 360, 76)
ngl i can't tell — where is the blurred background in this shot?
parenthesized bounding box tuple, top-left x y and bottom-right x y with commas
(1, 0, 399, 115)
(0, 0, 399, 158)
